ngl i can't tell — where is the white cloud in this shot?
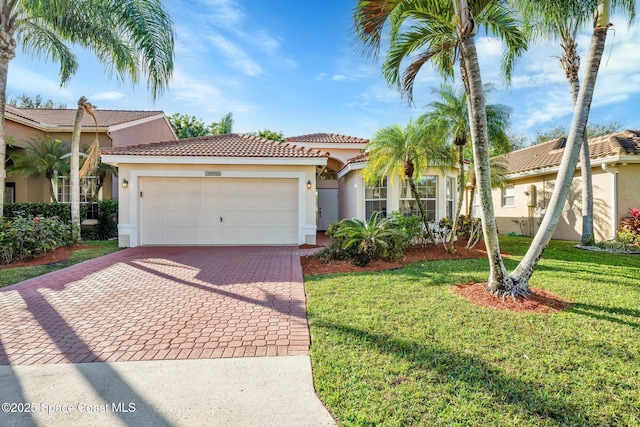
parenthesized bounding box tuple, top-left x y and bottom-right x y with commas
(197, 0, 245, 26)
(332, 74, 346, 81)
(208, 34, 263, 76)
(7, 64, 73, 99)
(90, 91, 125, 101)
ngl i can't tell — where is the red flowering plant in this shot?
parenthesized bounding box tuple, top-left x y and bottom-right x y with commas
(618, 207, 640, 243)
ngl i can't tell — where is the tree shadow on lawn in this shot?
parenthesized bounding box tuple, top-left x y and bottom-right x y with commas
(568, 303, 640, 329)
(313, 319, 590, 425)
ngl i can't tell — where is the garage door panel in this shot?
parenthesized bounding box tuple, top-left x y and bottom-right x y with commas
(140, 177, 298, 245)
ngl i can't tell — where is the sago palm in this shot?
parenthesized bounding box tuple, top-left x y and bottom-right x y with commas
(335, 212, 403, 266)
(0, 0, 175, 239)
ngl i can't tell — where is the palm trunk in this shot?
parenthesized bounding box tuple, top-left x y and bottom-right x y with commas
(448, 145, 465, 245)
(467, 175, 476, 216)
(0, 54, 10, 217)
(70, 97, 86, 243)
(561, 30, 595, 245)
(512, 11, 610, 283)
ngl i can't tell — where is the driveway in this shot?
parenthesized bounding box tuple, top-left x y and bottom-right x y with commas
(0, 246, 310, 365)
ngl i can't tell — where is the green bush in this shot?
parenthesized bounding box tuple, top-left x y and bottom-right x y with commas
(0, 215, 72, 263)
(316, 212, 417, 266)
(5, 203, 74, 222)
(83, 200, 118, 240)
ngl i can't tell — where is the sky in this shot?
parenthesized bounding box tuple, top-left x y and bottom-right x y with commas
(6, 1, 640, 143)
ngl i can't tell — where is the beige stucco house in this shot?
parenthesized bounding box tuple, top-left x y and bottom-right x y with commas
(101, 134, 328, 247)
(5, 105, 176, 204)
(486, 130, 640, 241)
(287, 133, 461, 231)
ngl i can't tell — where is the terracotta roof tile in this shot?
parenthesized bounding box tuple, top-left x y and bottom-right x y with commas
(102, 133, 329, 158)
(345, 153, 369, 164)
(286, 133, 368, 144)
(503, 130, 640, 174)
(5, 105, 162, 127)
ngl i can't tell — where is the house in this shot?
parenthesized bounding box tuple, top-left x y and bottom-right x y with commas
(101, 134, 328, 247)
(486, 130, 640, 241)
(287, 133, 461, 230)
(102, 131, 462, 248)
(4, 105, 176, 204)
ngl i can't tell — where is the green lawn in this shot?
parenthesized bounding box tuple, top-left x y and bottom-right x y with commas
(0, 240, 121, 288)
(305, 236, 640, 426)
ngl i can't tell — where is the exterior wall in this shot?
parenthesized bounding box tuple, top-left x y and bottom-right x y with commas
(339, 167, 459, 221)
(338, 172, 362, 220)
(109, 117, 175, 147)
(490, 166, 616, 241)
(116, 163, 318, 247)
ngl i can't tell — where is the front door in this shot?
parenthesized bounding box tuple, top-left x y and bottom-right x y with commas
(317, 189, 339, 231)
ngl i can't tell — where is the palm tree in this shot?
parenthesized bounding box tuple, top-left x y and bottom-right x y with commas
(7, 137, 69, 202)
(510, 0, 615, 284)
(212, 113, 234, 135)
(511, 0, 635, 245)
(354, 0, 527, 294)
(362, 119, 453, 234)
(0, 0, 175, 222)
(423, 83, 512, 242)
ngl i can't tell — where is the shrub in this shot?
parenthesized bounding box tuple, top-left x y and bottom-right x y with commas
(0, 215, 72, 263)
(618, 207, 640, 243)
(83, 200, 118, 240)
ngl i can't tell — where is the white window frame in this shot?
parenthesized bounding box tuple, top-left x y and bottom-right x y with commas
(56, 176, 99, 203)
(446, 177, 455, 220)
(400, 175, 437, 221)
(365, 178, 388, 219)
(502, 184, 515, 207)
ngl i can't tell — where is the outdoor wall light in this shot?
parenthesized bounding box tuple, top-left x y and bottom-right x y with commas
(307, 180, 312, 189)
(122, 178, 129, 189)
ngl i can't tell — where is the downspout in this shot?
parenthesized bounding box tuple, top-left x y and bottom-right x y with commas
(601, 162, 618, 240)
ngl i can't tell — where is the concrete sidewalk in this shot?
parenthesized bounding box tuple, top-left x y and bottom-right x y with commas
(0, 355, 335, 426)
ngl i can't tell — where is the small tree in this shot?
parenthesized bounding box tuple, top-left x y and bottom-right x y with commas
(8, 137, 69, 202)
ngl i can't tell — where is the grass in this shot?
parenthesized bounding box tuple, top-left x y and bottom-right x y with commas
(0, 240, 121, 288)
(305, 236, 640, 426)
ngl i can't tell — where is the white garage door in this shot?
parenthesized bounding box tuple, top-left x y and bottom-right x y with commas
(139, 177, 298, 245)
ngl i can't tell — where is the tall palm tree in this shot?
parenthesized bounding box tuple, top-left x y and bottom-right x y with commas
(0, 0, 175, 220)
(354, 0, 527, 294)
(7, 137, 69, 202)
(510, 0, 615, 284)
(362, 119, 453, 232)
(511, 0, 635, 245)
(423, 83, 512, 242)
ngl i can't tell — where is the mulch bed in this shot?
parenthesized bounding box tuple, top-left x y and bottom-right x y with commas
(0, 245, 98, 270)
(301, 242, 572, 314)
(453, 283, 573, 314)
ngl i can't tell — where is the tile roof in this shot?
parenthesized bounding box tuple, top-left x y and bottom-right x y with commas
(503, 130, 640, 175)
(6, 105, 163, 127)
(345, 153, 369, 164)
(102, 133, 329, 158)
(286, 133, 369, 144)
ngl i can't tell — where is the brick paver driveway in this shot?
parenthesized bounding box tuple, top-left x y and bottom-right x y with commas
(0, 246, 310, 365)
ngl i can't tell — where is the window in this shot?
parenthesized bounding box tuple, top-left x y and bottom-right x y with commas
(446, 177, 455, 220)
(400, 176, 436, 221)
(57, 176, 100, 220)
(365, 178, 387, 219)
(502, 184, 515, 207)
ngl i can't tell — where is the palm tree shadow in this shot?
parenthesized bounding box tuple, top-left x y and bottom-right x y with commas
(314, 319, 585, 424)
(15, 288, 174, 426)
(568, 303, 640, 329)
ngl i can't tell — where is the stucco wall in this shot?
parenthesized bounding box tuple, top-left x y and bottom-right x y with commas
(115, 162, 318, 247)
(490, 167, 616, 242)
(109, 117, 175, 147)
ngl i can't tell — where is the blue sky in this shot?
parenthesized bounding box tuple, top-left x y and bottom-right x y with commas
(6, 0, 640, 142)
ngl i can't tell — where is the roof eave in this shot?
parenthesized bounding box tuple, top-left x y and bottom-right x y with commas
(101, 154, 328, 167)
(506, 154, 639, 179)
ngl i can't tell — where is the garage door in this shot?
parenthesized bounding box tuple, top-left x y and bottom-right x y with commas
(139, 177, 298, 245)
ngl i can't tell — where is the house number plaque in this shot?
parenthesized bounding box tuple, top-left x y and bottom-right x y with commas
(204, 171, 222, 177)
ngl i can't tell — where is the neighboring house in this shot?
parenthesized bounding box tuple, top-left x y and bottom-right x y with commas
(101, 134, 328, 247)
(5, 105, 176, 204)
(289, 133, 461, 231)
(485, 130, 640, 241)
